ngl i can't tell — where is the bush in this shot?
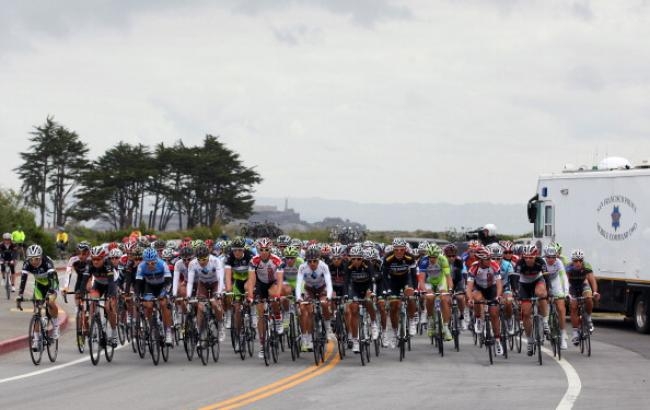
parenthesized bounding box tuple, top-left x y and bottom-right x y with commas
(0, 189, 56, 255)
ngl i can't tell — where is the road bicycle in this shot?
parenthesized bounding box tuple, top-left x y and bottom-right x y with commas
(17, 297, 58, 365)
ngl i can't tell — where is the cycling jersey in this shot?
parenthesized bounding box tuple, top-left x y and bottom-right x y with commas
(80, 259, 116, 297)
(498, 259, 514, 292)
(448, 256, 465, 292)
(565, 262, 593, 287)
(1, 242, 16, 261)
(515, 257, 545, 284)
(328, 259, 347, 292)
(62, 254, 89, 291)
(172, 259, 190, 297)
(135, 259, 171, 285)
(295, 260, 333, 299)
(467, 260, 502, 289)
(225, 250, 254, 281)
(418, 255, 451, 286)
(19, 256, 58, 300)
(345, 260, 375, 299)
(545, 258, 569, 297)
(280, 257, 303, 288)
(186, 255, 225, 297)
(249, 254, 283, 285)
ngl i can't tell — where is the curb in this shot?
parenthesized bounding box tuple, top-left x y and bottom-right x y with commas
(0, 305, 70, 356)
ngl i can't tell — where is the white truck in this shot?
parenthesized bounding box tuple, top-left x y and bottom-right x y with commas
(527, 157, 650, 333)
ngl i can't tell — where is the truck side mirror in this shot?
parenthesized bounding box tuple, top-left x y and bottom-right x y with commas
(527, 194, 539, 223)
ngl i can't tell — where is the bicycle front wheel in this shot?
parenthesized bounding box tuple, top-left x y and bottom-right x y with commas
(76, 309, 86, 354)
(436, 310, 444, 357)
(45, 317, 58, 363)
(149, 317, 161, 366)
(28, 316, 43, 365)
(88, 316, 102, 366)
(210, 319, 220, 363)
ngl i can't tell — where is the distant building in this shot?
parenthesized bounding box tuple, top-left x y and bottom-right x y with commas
(249, 200, 301, 225)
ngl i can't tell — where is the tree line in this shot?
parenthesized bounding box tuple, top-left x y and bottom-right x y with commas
(15, 116, 262, 231)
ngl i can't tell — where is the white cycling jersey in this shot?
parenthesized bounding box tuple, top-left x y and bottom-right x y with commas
(545, 258, 569, 297)
(186, 255, 224, 297)
(295, 260, 333, 299)
(172, 259, 190, 297)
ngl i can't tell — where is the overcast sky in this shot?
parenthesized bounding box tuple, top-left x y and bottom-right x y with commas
(1, 0, 649, 206)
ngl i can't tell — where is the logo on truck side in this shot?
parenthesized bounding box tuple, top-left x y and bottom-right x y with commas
(597, 195, 637, 241)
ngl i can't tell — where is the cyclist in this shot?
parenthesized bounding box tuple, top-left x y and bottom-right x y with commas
(1, 233, 18, 291)
(489, 243, 515, 336)
(247, 238, 284, 359)
(515, 244, 549, 356)
(135, 247, 174, 345)
(566, 249, 600, 344)
(279, 245, 303, 330)
(296, 247, 333, 352)
(187, 244, 226, 343)
(16, 245, 60, 349)
(61, 241, 92, 312)
(420, 244, 453, 342)
(55, 227, 69, 257)
(224, 237, 254, 331)
(172, 246, 194, 314)
(11, 227, 26, 260)
(382, 238, 418, 348)
(444, 244, 468, 330)
(466, 245, 504, 356)
(344, 245, 377, 353)
(328, 244, 347, 331)
(78, 246, 118, 346)
(543, 245, 569, 350)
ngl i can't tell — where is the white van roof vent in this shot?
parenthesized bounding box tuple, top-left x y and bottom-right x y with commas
(597, 157, 632, 170)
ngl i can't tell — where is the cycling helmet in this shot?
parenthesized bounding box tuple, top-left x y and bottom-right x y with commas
(143, 247, 158, 262)
(195, 245, 210, 258)
(270, 247, 282, 257)
(131, 246, 144, 258)
(305, 247, 321, 260)
(320, 244, 332, 256)
(513, 244, 524, 256)
(417, 241, 430, 254)
(368, 248, 381, 261)
(392, 238, 407, 248)
(362, 248, 374, 260)
(276, 235, 291, 247)
(290, 238, 303, 248)
(427, 244, 442, 258)
(443, 244, 458, 256)
(488, 243, 503, 258)
(179, 246, 194, 259)
(307, 243, 320, 253)
(331, 245, 346, 258)
(283, 246, 300, 258)
(138, 237, 150, 248)
(26, 244, 43, 258)
(499, 240, 513, 252)
(77, 241, 91, 252)
(475, 245, 491, 260)
(522, 244, 538, 257)
(231, 237, 246, 249)
(190, 239, 205, 249)
(256, 237, 273, 249)
(107, 242, 119, 251)
(570, 249, 585, 261)
(161, 248, 174, 260)
(2, 233, 11, 240)
(90, 246, 107, 259)
(362, 240, 374, 249)
(553, 242, 563, 253)
(205, 239, 214, 249)
(153, 239, 166, 250)
(347, 246, 362, 258)
(109, 248, 123, 259)
(468, 240, 481, 250)
(543, 246, 558, 258)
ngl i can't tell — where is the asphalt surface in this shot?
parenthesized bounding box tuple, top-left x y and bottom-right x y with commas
(0, 308, 648, 410)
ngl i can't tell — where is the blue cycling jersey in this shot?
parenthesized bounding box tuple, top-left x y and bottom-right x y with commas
(499, 259, 514, 292)
(136, 259, 172, 285)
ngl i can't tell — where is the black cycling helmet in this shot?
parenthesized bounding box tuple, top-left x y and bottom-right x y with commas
(195, 245, 210, 258)
(305, 248, 321, 260)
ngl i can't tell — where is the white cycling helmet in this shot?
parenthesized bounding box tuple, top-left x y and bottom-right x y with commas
(26, 244, 43, 258)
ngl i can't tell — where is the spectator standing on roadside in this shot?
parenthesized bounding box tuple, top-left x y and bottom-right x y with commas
(55, 227, 69, 257)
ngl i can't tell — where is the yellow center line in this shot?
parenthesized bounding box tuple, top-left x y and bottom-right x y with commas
(200, 342, 339, 410)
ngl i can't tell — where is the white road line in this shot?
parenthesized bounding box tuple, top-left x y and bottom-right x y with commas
(0, 344, 128, 384)
(522, 339, 582, 409)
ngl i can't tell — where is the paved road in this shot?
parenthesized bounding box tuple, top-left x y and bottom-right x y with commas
(0, 312, 647, 410)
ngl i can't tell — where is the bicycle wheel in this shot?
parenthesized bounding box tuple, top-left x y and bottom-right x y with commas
(270, 317, 279, 364)
(581, 315, 591, 357)
(28, 316, 43, 365)
(45, 317, 58, 363)
(452, 306, 460, 352)
(117, 303, 126, 346)
(198, 326, 209, 366)
(398, 313, 406, 362)
(485, 316, 493, 365)
(500, 313, 508, 360)
(149, 317, 161, 366)
(89, 315, 102, 366)
(230, 309, 238, 352)
(360, 316, 367, 366)
(210, 319, 220, 363)
(436, 310, 444, 357)
(374, 325, 381, 357)
(136, 314, 147, 359)
(312, 325, 320, 366)
(515, 316, 522, 353)
(104, 324, 115, 363)
(76, 309, 86, 354)
(289, 313, 298, 361)
(246, 315, 255, 358)
(335, 314, 346, 360)
(534, 316, 543, 366)
(161, 323, 170, 363)
(184, 315, 196, 361)
(263, 326, 271, 367)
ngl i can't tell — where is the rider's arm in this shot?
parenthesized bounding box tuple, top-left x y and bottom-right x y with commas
(323, 264, 333, 299)
(224, 265, 232, 292)
(295, 266, 304, 300)
(216, 259, 225, 294)
(186, 264, 195, 298)
(172, 261, 181, 297)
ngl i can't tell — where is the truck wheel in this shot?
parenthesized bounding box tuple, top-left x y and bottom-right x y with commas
(634, 295, 650, 334)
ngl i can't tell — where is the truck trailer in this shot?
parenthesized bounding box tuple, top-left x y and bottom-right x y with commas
(527, 157, 650, 333)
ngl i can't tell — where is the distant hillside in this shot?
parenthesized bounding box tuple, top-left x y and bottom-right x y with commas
(255, 197, 530, 235)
